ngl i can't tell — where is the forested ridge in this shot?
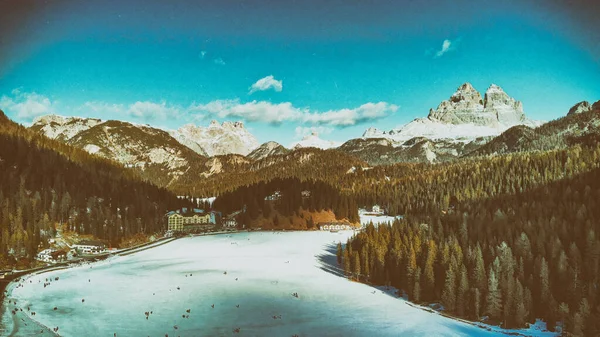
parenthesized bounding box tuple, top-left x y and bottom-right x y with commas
(340, 144, 600, 335)
(0, 110, 186, 268)
(213, 178, 359, 227)
(470, 105, 600, 157)
(173, 148, 366, 196)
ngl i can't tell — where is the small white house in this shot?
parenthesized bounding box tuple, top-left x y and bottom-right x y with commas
(372, 204, 383, 214)
(37, 249, 55, 262)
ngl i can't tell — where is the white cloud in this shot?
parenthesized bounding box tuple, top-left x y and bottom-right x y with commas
(200, 51, 207, 59)
(189, 100, 300, 124)
(294, 126, 334, 138)
(80, 101, 178, 122)
(249, 75, 283, 94)
(302, 102, 397, 126)
(189, 100, 397, 127)
(435, 39, 453, 58)
(0, 90, 57, 120)
(0, 88, 396, 129)
(213, 58, 226, 65)
(128, 101, 179, 121)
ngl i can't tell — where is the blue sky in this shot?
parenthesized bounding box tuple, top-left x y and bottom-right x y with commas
(0, 0, 599, 146)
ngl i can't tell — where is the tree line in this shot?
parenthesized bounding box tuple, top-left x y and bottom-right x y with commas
(340, 144, 600, 336)
(213, 178, 359, 227)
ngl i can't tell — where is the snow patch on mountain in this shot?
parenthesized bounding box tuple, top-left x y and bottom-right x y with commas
(31, 115, 102, 141)
(83, 144, 101, 154)
(290, 132, 341, 150)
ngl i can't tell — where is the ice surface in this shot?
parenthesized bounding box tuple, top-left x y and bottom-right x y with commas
(2, 232, 557, 337)
(359, 211, 400, 227)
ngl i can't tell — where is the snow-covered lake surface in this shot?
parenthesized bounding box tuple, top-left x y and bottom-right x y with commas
(359, 212, 400, 227)
(2, 231, 556, 337)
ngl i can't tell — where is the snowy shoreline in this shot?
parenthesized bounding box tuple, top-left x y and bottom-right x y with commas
(0, 235, 180, 336)
(2, 229, 557, 337)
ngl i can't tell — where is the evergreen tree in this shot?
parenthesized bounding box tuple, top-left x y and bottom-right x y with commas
(442, 259, 457, 312)
(485, 269, 502, 319)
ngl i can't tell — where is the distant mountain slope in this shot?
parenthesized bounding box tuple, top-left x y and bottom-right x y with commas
(247, 141, 290, 161)
(470, 100, 600, 156)
(338, 137, 487, 165)
(30, 116, 207, 187)
(31, 115, 260, 158)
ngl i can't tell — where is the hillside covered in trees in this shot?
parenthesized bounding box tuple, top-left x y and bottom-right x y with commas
(213, 178, 359, 229)
(0, 110, 187, 268)
(339, 143, 600, 335)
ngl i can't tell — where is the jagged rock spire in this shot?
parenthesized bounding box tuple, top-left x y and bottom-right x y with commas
(428, 83, 525, 128)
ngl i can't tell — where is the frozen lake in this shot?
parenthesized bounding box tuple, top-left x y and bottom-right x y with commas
(2, 231, 553, 337)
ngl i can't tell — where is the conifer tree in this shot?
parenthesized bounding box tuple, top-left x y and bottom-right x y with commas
(442, 260, 457, 312)
(486, 269, 502, 318)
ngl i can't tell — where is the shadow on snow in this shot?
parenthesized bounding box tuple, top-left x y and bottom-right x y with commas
(315, 243, 345, 278)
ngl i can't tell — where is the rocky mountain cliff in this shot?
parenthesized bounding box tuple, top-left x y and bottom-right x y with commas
(427, 83, 527, 127)
(567, 101, 600, 116)
(171, 120, 259, 156)
(364, 83, 538, 144)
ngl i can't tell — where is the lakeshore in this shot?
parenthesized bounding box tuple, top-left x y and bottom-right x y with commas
(2, 230, 557, 337)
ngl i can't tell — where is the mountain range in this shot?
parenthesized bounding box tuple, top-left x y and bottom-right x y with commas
(26, 83, 600, 190)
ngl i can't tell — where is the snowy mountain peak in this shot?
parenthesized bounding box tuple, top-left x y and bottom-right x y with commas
(290, 133, 341, 150)
(31, 115, 103, 141)
(450, 82, 479, 101)
(483, 84, 525, 126)
(362, 127, 384, 138)
(428, 82, 487, 125)
(32, 114, 67, 125)
(365, 83, 537, 144)
(427, 82, 530, 128)
(485, 83, 504, 94)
